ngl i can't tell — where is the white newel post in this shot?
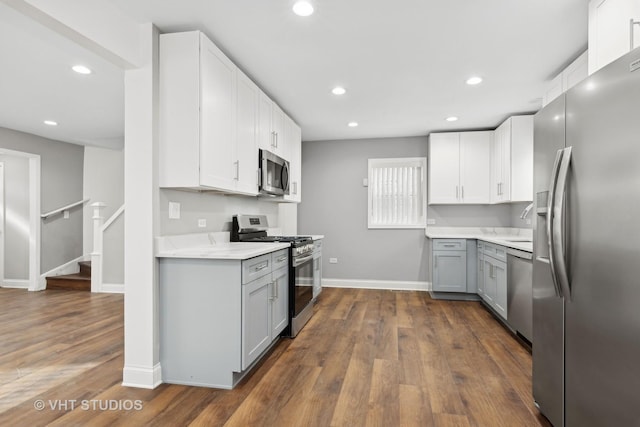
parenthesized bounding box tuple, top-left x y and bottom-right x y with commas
(91, 202, 106, 293)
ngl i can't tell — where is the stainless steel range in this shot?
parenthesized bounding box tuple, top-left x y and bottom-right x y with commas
(231, 214, 315, 337)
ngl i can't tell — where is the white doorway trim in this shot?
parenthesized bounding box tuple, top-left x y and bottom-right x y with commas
(0, 149, 41, 291)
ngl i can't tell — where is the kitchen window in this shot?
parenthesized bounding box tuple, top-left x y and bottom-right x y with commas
(367, 157, 427, 229)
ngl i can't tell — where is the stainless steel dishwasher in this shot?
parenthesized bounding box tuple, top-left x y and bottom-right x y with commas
(507, 248, 533, 343)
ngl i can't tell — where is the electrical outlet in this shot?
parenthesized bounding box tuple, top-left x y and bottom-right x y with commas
(362, 178, 368, 187)
(329, 258, 338, 264)
(63, 210, 70, 219)
(198, 219, 207, 228)
(526, 218, 532, 225)
(427, 218, 436, 225)
(168, 202, 181, 219)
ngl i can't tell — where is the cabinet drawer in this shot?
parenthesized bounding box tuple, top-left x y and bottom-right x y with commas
(272, 249, 289, 271)
(433, 239, 466, 251)
(483, 242, 507, 262)
(242, 254, 271, 284)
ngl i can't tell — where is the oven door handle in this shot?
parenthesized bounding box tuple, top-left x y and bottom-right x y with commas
(293, 254, 314, 267)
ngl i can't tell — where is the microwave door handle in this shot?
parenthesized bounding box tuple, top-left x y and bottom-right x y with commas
(282, 162, 290, 194)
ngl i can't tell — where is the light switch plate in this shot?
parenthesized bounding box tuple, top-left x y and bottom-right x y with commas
(198, 219, 207, 228)
(427, 219, 436, 225)
(168, 202, 181, 219)
(362, 178, 368, 187)
(329, 258, 338, 264)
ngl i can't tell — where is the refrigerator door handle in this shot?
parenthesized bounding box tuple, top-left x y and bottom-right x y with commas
(552, 146, 573, 300)
(547, 149, 564, 298)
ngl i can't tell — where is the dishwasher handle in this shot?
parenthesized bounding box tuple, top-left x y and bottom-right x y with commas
(506, 248, 533, 260)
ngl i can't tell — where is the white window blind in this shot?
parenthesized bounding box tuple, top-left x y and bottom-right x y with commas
(368, 157, 427, 229)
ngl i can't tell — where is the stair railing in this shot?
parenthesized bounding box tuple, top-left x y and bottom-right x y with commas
(91, 202, 125, 293)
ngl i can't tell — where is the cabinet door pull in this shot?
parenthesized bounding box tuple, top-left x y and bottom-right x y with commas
(456, 186, 459, 199)
(631, 19, 640, 50)
(434, 256, 437, 269)
(274, 281, 278, 299)
(234, 160, 239, 180)
(461, 186, 464, 199)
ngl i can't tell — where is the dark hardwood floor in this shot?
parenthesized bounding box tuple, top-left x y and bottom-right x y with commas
(0, 287, 551, 426)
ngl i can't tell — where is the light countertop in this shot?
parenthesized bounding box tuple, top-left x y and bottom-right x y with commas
(156, 232, 290, 260)
(426, 227, 533, 253)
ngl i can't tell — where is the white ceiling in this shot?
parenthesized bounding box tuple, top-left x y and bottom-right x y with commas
(0, 0, 588, 147)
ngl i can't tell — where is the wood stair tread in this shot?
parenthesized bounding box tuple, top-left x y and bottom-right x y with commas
(46, 261, 91, 291)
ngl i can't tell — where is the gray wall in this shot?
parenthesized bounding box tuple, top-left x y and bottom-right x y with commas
(298, 137, 431, 282)
(0, 127, 84, 274)
(298, 136, 528, 282)
(1, 155, 29, 279)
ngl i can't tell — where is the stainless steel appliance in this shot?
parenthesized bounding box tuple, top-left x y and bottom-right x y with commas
(506, 247, 532, 342)
(533, 47, 640, 426)
(231, 214, 315, 337)
(258, 149, 289, 196)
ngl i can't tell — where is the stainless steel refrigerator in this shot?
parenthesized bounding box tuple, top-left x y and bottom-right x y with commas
(533, 47, 640, 427)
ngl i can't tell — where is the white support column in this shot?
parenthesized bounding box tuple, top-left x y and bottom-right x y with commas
(91, 202, 106, 293)
(122, 23, 162, 389)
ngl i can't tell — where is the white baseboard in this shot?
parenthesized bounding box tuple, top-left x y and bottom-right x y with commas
(322, 278, 430, 292)
(122, 363, 162, 389)
(1, 279, 30, 289)
(100, 283, 124, 294)
(39, 255, 89, 289)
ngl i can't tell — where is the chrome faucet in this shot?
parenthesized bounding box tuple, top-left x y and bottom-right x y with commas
(520, 202, 534, 219)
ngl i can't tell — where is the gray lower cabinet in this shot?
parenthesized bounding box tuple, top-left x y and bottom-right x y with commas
(433, 250, 467, 292)
(270, 266, 289, 343)
(479, 242, 507, 319)
(477, 241, 485, 296)
(432, 239, 478, 296)
(160, 248, 288, 389)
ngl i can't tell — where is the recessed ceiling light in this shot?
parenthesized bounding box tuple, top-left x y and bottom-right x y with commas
(292, 1, 314, 16)
(72, 65, 92, 75)
(332, 86, 346, 95)
(44, 120, 58, 126)
(466, 76, 482, 85)
(348, 122, 358, 127)
(446, 116, 458, 122)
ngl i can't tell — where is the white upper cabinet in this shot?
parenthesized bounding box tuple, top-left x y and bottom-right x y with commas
(160, 31, 253, 193)
(429, 131, 491, 205)
(459, 132, 492, 204)
(283, 115, 302, 203)
(159, 31, 299, 197)
(490, 115, 534, 203)
(589, 0, 640, 74)
(258, 93, 287, 158)
(235, 70, 260, 195)
(542, 51, 588, 107)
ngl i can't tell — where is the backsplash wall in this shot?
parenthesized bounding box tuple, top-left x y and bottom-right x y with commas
(159, 189, 281, 236)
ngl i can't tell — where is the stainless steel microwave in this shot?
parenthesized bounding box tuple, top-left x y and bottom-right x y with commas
(259, 149, 290, 196)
